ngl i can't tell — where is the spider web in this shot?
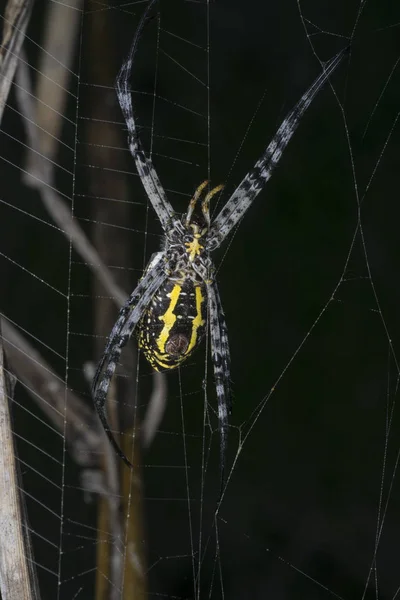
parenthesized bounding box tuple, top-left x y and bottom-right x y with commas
(1, 0, 400, 599)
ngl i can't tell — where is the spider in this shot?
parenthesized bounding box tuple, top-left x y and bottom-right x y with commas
(92, 0, 347, 485)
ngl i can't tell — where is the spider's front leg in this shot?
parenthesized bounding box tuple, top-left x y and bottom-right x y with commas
(207, 47, 348, 250)
(115, 0, 175, 233)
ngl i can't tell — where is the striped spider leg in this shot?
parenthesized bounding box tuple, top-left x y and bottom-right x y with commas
(92, 253, 168, 467)
(207, 281, 231, 487)
(115, 0, 175, 232)
(207, 47, 348, 250)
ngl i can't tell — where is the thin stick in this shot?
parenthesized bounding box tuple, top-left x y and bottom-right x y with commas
(0, 323, 40, 600)
(0, 0, 34, 123)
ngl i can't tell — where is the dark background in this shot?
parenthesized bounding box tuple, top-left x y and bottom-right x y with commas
(1, 0, 400, 598)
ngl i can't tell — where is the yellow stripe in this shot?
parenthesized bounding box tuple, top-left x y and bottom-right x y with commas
(156, 284, 181, 353)
(186, 285, 205, 355)
(153, 353, 184, 370)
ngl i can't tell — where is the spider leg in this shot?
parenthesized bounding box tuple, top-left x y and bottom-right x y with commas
(207, 47, 348, 250)
(116, 0, 175, 232)
(207, 281, 232, 489)
(92, 253, 168, 468)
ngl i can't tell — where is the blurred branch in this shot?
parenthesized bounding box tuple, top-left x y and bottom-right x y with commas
(0, 324, 40, 600)
(1, 317, 102, 466)
(25, 0, 82, 161)
(0, 0, 33, 123)
(15, 52, 128, 308)
(83, 8, 148, 597)
(141, 371, 167, 449)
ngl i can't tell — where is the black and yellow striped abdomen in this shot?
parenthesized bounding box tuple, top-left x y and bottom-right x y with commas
(138, 276, 207, 370)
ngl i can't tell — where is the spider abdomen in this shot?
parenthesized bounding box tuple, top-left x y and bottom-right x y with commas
(138, 276, 207, 370)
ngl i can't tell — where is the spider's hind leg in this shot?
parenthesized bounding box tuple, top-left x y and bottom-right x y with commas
(207, 281, 232, 489)
(92, 256, 168, 468)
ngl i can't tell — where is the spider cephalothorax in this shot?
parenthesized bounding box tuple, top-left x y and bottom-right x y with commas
(92, 0, 347, 487)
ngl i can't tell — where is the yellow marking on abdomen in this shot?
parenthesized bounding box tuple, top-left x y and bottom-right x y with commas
(152, 353, 183, 370)
(186, 285, 205, 355)
(156, 284, 181, 353)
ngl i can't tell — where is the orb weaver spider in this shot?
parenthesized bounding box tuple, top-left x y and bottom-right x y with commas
(92, 0, 347, 486)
